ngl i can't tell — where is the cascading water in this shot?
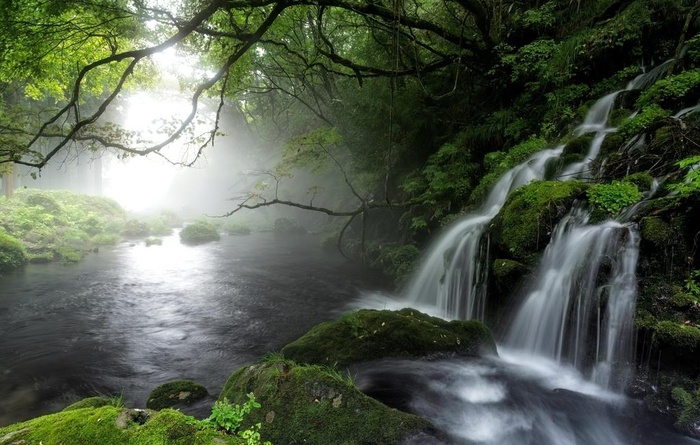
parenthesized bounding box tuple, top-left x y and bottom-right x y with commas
(403, 146, 563, 320)
(504, 208, 640, 389)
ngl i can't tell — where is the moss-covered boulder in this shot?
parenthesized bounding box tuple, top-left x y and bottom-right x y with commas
(0, 230, 28, 273)
(179, 221, 220, 245)
(491, 180, 588, 260)
(491, 258, 529, 296)
(147, 380, 209, 410)
(220, 359, 433, 445)
(0, 406, 242, 444)
(281, 308, 496, 368)
(62, 396, 114, 412)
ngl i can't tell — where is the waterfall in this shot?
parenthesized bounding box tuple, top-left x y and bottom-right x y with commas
(403, 146, 563, 320)
(504, 207, 639, 387)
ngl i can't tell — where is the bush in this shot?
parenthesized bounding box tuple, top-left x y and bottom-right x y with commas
(180, 221, 220, 245)
(587, 180, 642, 220)
(0, 231, 28, 272)
(122, 219, 150, 237)
(223, 221, 252, 235)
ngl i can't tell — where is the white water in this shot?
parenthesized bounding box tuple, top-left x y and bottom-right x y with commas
(504, 208, 640, 388)
(403, 146, 563, 320)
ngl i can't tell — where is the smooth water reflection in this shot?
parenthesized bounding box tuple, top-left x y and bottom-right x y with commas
(0, 232, 383, 426)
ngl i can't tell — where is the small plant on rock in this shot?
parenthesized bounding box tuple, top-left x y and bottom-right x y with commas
(199, 393, 271, 445)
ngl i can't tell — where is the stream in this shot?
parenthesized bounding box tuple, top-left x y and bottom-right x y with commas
(0, 232, 384, 427)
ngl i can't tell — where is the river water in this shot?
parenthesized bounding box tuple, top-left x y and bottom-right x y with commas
(0, 232, 384, 427)
(1, 232, 698, 444)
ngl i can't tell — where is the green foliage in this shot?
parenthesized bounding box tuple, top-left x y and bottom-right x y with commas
(179, 221, 220, 245)
(500, 40, 561, 83)
(0, 230, 28, 272)
(671, 387, 700, 433)
(366, 243, 420, 284)
(223, 221, 252, 235)
(654, 320, 700, 350)
(637, 70, 700, 110)
(686, 270, 700, 296)
(586, 181, 642, 219)
(617, 104, 670, 141)
(199, 394, 271, 445)
(123, 219, 150, 237)
(272, 218, 305, 235)
(144, 237, 162, 246)
(670, 155, 700, 196)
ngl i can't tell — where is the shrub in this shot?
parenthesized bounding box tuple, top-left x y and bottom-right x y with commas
(180, 221, 220, 245)
(587, 181, 642, 219)
(122, 219, 150, 237)
(0, 231, 28, 272)
(637, 70, 700, 110)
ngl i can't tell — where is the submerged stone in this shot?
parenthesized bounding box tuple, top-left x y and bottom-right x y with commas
(281, 308, 497, 368)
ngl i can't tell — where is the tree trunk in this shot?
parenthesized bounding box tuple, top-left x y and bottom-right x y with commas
(2, 164, 14, 199)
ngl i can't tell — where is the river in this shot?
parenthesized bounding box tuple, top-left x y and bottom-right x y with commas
(0, 232, 385, 427)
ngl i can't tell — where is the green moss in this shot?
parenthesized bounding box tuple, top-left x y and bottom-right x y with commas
(623, 172, 654, 191)
(219, 360, 431, 445)
(0, 230, 28, 272)
(63, 396, 114, 411)
(654, 321, 700, 351)
(563, 134, 594, 158)
(494, 180, 588, 259)
(640, 216, 674, 246)
(281, 308, 496, 369)
(671, 387, 700, 434)
(0, 406, 242, 444)
(147, 380, 209, 410)
(491, 258, 528, 294)
(180, 221, 220, 245)
(671, 289, 698, 310)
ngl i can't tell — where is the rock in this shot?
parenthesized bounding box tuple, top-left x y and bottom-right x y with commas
(0, 407, 239, 444)
(146, 379, 208, 410)
(219, 359, 436, 445)
(281, 308, 497, 369)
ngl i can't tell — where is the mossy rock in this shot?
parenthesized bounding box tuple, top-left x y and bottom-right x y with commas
(147, 380, 208, 410)
(219, 360, 433, 445)
(640, 216, 675, 247)
(281, 308, 496, 369)
(491, 258, 529, 296)
(179, 221, 220, 245)
(562, 134, 594, 158)
(62, 396, 114, 412)
(491, 180, 588, 260)
(623, 172, 654, 192)
(0, 406, 242, 444)
(653, 321, 700, 351)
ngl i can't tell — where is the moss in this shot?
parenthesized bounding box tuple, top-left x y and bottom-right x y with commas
(617, 104, 670, 141)
(637, 70, 700, 110)
(0, 230, 28, 272)
(63, 396, 114, 411)
(281, 308, 496, 369)
(491, 258, 528, 294)
(599, 132, 624, 157)
(493, 180, 588, 260)
(147, 380, 209, 410)
(653, 320, 700, 351)
(671, 289, 699, 310)
(671, 386, 700, 434)
(623, 172, 654, 191)
(179, 221, 220, 245)
(640, 216, 674, 246)
(0, 406, 242, 444)
(562, 134, 594, 158)
(219, 360, 432, 445)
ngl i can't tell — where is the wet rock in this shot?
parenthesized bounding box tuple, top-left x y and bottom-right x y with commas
(146, 379, 208, 410)
(281, 308, 497, 368)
